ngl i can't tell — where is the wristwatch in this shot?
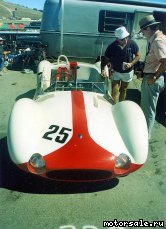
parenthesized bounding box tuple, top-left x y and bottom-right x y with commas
(153, 75, 159, 80)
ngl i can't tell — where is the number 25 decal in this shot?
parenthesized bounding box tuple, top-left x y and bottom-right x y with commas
(42, 125, 72, 144)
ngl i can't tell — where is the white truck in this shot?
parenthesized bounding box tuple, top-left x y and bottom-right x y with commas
(40, 0, 166, 62)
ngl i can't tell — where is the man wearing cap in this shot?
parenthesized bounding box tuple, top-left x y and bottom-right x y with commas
(101, 26, 140, 103)
(0, 37, 5, 76)
(139, 15, 166, 139)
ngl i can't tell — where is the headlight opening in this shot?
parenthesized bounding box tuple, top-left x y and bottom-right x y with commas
(115, 153, 131, 169)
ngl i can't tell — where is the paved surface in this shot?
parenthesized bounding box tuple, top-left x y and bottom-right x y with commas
(0, 70, 166, 229)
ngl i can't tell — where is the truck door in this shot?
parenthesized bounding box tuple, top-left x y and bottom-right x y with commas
(132, 11, 151, 61)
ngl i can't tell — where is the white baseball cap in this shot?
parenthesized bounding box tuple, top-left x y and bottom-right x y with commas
(115, 26, 129, 39)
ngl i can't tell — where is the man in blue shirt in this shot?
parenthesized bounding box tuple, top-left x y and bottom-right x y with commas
(101, 26, 140, 103)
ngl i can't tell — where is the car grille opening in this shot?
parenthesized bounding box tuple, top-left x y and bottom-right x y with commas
(46, 169, 112, 181)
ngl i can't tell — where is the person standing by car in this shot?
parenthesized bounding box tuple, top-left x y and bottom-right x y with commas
(139, 15, 166, 139)
(0, 37, 5, 76)
(101, 26, 140, 103)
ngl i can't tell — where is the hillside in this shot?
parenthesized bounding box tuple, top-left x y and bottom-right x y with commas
(0, 0, 42, 20)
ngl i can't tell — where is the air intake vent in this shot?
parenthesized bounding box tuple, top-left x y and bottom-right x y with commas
(47, 169, 112, 181)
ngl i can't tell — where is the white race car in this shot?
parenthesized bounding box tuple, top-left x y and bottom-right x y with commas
(7, 55, 148, 182)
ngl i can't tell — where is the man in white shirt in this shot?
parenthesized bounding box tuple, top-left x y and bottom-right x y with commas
(139, 15, 166, 139)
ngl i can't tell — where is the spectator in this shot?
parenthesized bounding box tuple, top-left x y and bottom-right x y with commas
(101, 26, 140, 103)
(139, 15, 166, 139)
(0, 37, 5, 76)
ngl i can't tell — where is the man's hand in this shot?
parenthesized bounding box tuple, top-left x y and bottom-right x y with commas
(101, 70, 107, 77)
(124, 62, 133, 70)
(147, 75, 157, 85)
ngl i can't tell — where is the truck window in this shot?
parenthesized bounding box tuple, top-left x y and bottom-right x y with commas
(98, 10, 134, 33)
(154, 12, 166, 35)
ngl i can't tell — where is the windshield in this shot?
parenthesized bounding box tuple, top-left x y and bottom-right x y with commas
(44, 80, 105, 94)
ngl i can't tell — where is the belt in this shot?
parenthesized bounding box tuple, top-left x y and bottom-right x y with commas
(144, 73, 154, 75)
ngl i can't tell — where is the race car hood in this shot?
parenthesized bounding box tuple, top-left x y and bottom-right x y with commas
(8, 90, 148, 171)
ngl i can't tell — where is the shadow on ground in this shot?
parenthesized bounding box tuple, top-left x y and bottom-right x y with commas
(0, 137, 119, 194)
(126, 88, 141, 105)
(16, 89, 36, 101)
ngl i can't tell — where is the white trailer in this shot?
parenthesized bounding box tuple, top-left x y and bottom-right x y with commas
(40, 0, 166, 62)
